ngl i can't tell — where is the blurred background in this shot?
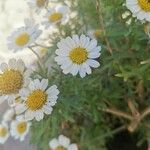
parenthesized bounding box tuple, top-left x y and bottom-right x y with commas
(0, 0, 37, 65)
(0, 0, 36, 149)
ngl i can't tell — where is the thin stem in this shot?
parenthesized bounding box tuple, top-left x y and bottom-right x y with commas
(28, 46, 41, 61)
(95, 0, 113, 54)
(99, 107, 133, 120)
(127, 99, 140, 117)
(140, 107, 150, 120)
(34, 42, 50, 49)
(28, 46, 45, 73)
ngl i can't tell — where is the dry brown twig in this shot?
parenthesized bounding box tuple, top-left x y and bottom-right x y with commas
(95, 0, 113, 54)
(99, 100, 150, 132)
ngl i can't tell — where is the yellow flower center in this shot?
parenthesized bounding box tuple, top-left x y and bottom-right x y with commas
(0, 70, 23, 95)
(26, 90, 47, 111)
(138, 0, 150, 11)
(0, 127, 7, 137)
(15, 33, 30, 46)
(17, 122, 27, 134)
(69, 47, 88, 64)
(94, 30, 101, 38)
(36, 0, 46, 7)
(55, 146, 66, 150)
(49, 12, 63, 22)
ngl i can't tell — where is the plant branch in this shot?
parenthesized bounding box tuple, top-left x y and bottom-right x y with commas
(99, 107, 133, 120)
(140, 107, 150, 120)
(127, 99, 140, 117)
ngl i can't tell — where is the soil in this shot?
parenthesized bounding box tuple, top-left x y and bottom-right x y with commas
(106, 130, 148, 150)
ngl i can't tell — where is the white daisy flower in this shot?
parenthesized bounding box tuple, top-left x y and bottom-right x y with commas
(0, 58, 32, 105)
(126, 0, 150, 22)
(87, 29, 102, 39)
(55, 34, 101, 78)
(7, 21, 42, 52)
(49, 135, 78, 150)
(3, 109, 15, 122)
(10, 120, 31, 141)
(27, 0, 48, 13)
(0, 122, 9, 144)
(15, 79, 60, 121)
(42, 5, 70, 29)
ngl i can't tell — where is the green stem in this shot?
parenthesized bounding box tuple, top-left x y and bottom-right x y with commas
(28, 46, 45, 74)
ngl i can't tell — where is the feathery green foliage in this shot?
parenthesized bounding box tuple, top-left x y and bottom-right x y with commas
(31, 0, 150, 149)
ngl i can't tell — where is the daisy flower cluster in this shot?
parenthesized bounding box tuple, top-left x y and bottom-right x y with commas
(0, 58, 59, 143)
(49, 135, 78, 150)
(0, 109, 31, 143)
(0, 0, 103, 148)
(1, 0, 148, 148)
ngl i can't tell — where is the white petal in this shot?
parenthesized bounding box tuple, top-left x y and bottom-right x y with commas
(0, 96, 6, 104)
(24, 78, 31, 87)
(19, 88, 30, 98)
(15, 104, 27, 114)
(88, 52, 100, 59)
(62, 64, 73, 74)
(40, 79, 48, 90)
(64, 37, 75, 49)
(47, 96, 58, 106)
(87, 59, 100, 68)
(8, 58, 17, 69)
(29, 81, 36, 91)
(25, 110, 35, 121)
(49, 138, 59, 149)
(34, 79, 41, 89)
(72, 34, 80, 46)
(57, 5, 69, 14)
(24, 69, 32, 77)
(17, 59, 25, 72)
(80, 34, 87, 47)
(0, 63, 8, 72)
(68, 144, 78, 150)
(55, 49, 69, 56)
(35, 110, 44, 121)
(83, 63, 92, 75)
(88, 39, 97, 50)
(42, 105, 53, 115)
(58, 135, 70, 148)
(79, 67, 86, 78)
(46, 85, 59, 95)
(70, 64, 80, 76)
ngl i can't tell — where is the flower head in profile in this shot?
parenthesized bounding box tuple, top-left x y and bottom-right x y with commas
(0, 122, 9, 144)
(49, 135, 78, 150)
(87, 29, 102, 39)
(55, 34, 101, 78)
(42, 5, 70, 29)
(126, 0, 150, 22)
(28, 0, 48, 13)
(7, 20, 42, 52)
(15, 79, 59, 121)
(10, 119, 31, 141)
(0, 59, 32, 105)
